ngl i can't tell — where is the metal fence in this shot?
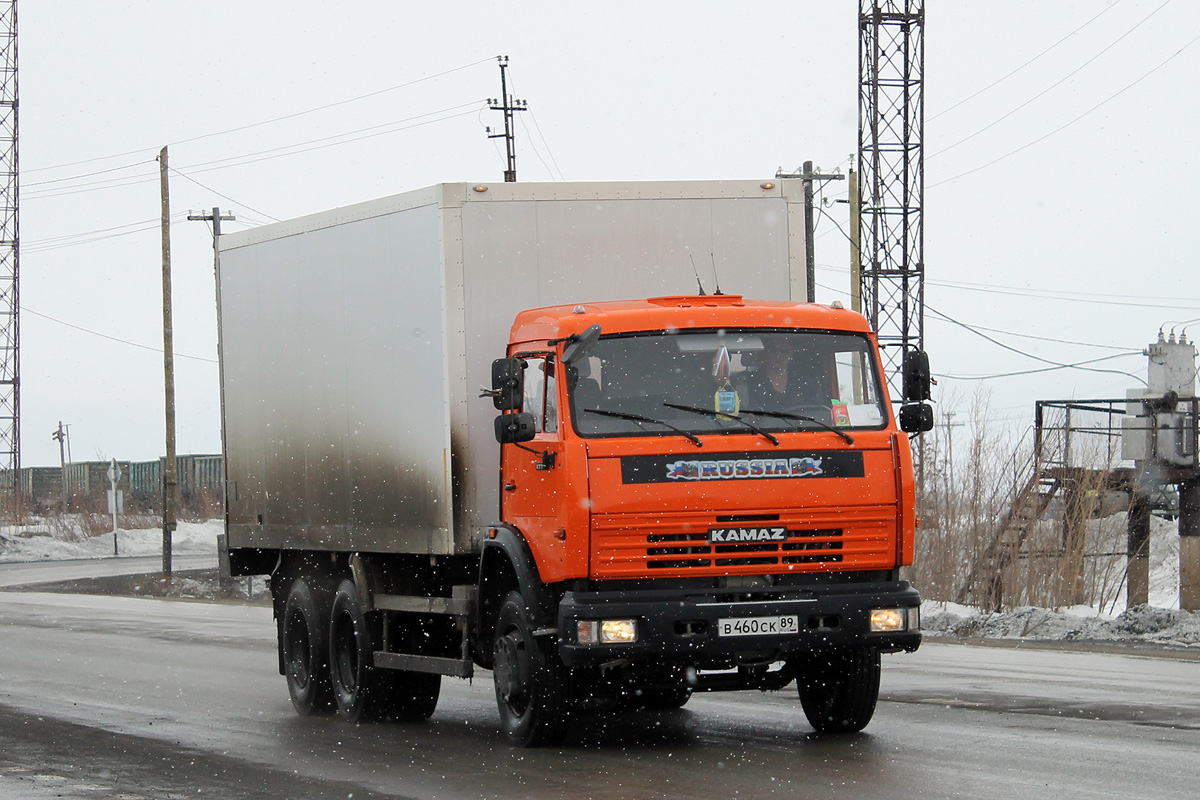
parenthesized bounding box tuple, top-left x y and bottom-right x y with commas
(13, 455, 223, 515)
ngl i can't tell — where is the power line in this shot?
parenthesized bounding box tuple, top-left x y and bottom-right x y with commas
(817, 261, 1200, 309)
(929, 0, 1124, 121)
(517, 114, 560, 181)
(21, 307, 217, 364)
(816, 266, 1171, 347)
(24, 56, 497, 177)
(816, 276, 1147, 382)
(926, 275, 1200, 304)
(930, 0, 1168, 158)
(168, 168, 278, 224)
(25, 103, 486, 201)
(936, 351, 1144, 383)
(505, 71, 565, 181)
(926, 279, 1200, 311)
(176, 102, 485, 174)
(926, 304, 1145, 382)
(25, 160, 151, 188)
(931, 29, 1200, 187)
(926, 317, 1131, 352)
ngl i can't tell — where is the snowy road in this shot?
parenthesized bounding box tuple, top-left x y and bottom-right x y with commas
(0, 578, 1197, 798)
(0, 553, 216, 588)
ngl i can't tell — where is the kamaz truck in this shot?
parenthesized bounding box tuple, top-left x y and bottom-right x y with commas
(216, 180, 931, 746)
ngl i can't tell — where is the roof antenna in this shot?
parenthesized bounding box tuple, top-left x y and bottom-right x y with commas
(710, 254, 724, 295)
(689, 254, 707, 295)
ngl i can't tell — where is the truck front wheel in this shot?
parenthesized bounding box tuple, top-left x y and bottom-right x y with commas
(282, 577, 334, 715)
(797, 648, 881, 733)
(328, 579, 441, 722)
(492, 590, 570, 747)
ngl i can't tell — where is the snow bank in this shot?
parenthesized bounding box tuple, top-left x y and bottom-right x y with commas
(0, 518, 220, 562)
(922, 600, 1200, 649)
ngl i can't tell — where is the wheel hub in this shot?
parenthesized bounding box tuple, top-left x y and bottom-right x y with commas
(493, 631, 530, 706)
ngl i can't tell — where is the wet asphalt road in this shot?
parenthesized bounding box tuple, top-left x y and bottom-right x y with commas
(0, 566, 1198, 799)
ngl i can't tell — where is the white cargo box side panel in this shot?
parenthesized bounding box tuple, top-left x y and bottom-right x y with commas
(220, 201, 456, 555)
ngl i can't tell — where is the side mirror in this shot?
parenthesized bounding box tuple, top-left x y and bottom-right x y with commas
(491, 358, 525, 411)
(899, 403, 935, 434)
(902, 349, 931, 403)
(495, 412, 537, 444)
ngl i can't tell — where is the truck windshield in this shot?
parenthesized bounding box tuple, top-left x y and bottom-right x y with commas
(568, 329, 887, 439)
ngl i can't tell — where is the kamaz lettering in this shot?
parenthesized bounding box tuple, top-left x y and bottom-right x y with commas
(709, 527, 788, 543)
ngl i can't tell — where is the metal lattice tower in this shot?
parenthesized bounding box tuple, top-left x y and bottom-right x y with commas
(0, 2, 16, 511)
(858, 0, 923, 399)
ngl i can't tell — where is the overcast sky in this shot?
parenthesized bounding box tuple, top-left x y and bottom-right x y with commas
(18, 0, 1200, 466)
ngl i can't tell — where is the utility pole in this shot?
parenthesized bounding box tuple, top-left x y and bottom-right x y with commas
(188, 207, 235, 254)
(188, 207, 233, 562)
(939, 410, 964, 525)
(159, 146, 176, 579)
(775, 163, 844, 302)
(486, 55, 526, 182)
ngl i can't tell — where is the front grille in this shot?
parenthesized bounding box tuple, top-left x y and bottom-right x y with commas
(645, 529, 843, 569)
(593, 509, 894, 579)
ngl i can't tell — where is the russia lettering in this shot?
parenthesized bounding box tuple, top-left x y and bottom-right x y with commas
(665, 457, 824, 481)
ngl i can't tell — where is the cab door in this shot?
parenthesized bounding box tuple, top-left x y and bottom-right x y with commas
(500, 355, 573, 580)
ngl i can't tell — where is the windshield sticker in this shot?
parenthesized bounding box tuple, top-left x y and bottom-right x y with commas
(620, 450, 865, 484)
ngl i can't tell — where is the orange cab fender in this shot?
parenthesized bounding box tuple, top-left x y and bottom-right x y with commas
(477, 525, 556, 664)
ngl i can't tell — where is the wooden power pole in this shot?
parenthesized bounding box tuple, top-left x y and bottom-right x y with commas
(159, 146, 176, 578)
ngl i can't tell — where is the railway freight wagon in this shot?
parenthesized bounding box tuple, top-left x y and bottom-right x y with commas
(217, 180, 932, 746)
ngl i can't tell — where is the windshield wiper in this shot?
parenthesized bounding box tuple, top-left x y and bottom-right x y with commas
(583, 408, 703, 447)
(662, 403, 780, 446)
(738, 408, 855, 444)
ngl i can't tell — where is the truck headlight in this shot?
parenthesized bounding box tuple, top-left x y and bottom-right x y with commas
(601, 619, 638, 643)
(576, 619, 638, 645)
(869, 608, 906, 632)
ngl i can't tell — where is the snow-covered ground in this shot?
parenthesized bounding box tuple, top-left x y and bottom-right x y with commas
(917, 512, 1200, 649)
(0, 517, 219, 562)
(921, 602, 1200, 649)
(1, 515, 1197, 648)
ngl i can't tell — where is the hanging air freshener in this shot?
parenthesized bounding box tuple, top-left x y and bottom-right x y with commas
(715, 379, 740, 416)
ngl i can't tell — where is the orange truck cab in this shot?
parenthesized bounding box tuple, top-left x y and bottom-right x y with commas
(485, 295, 922, 743)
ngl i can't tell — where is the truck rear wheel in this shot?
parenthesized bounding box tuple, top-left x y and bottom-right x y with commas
(637, 686, 692, 710)
(797, 648, 881, 733)
(282, 577, 334, 715)
(492, 590, 570, 747)
(328, 579, 441, 722)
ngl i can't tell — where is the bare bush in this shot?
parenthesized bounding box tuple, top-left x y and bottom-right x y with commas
(914, 390, 1142, 611)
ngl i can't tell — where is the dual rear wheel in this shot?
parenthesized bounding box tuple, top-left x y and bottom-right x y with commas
(281, 576, 440, 723)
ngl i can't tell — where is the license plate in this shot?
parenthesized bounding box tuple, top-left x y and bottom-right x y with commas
(717, 614, 799, 637)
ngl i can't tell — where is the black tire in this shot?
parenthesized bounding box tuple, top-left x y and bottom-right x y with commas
(328, 579, 441, 722)
(281, 577, 334, 715)
(492, 590, 571, 747)
(381, 662, 442, 721)
(638, 686, 692, 710)
(797, 648, 881, 733)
